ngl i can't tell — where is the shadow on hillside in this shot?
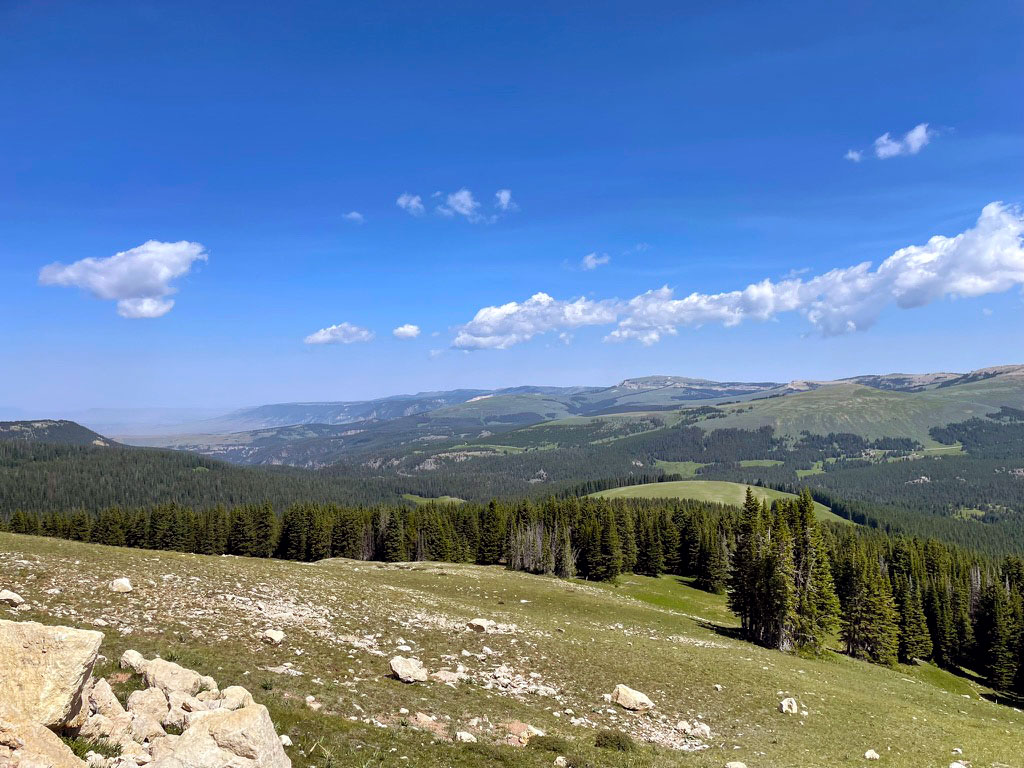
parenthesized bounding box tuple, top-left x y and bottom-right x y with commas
(695, 617, 746, 642)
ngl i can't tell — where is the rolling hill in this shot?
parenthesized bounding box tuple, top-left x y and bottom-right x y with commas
(589, 480, 848, 524)
(0, 419, 115, 447)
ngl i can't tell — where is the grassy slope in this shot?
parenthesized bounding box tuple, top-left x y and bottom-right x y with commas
(589, 481, 850, 525)
(1, 533, 1017, 768)
(702, 384, 999, 444)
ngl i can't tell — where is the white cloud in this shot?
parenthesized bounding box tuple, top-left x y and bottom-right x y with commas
(437, 188, 486, 221)
(495, 189, 517, 211)
(343, 211, 365, 223)
(452, 203, 1024, 348)
(304, 322, 375, 345)
(38, 240, 207, 318)
(453, 292, 619, 350)
(396, 193, 425, 216)
(844, 149, 863, 163)
(393, 323, 421, 339)
(581, 252, 611, 270)
(874, 123, 933, 159)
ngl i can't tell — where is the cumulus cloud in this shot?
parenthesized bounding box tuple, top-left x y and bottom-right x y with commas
(452, 203, 1024, 348)
(495, 189, 517, 211)
(343, 211, 365, 223)
(393, 323, 421, 339)
(396, 193, 425, 216)
(38, 240, 207, 318)
(581, 252, 611, 270)
(304, 322, 375, 345)
(874, 123, 933, 159)
(844, 149, 863, 163)
(453, 292, 619, 350)
(437, 188, 487, 221)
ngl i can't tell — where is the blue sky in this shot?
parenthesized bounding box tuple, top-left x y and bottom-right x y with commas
(2, 0, 1023, 410)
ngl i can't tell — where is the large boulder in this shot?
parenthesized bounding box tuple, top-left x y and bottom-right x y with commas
(0, 619, 103, 729)
(610, 684, 654, 711)
(127, 688, 170, 722)
(389, 656, 428, 683)
(0, 590, 25, 607)
(147, 704, 290, 768)
(0, 719, 85, 768)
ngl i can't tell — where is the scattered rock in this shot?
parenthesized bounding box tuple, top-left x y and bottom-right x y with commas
(109, 578, 133, 593)
(504, 720, 544, 745)
(725, 762, 748, 768)
(389, 656, 428, 683)
(610, 684, 654, 711)
(455, 731, 477, 743)
(467, 618, 497, 633)
(778, 697, 798, 714)
(0, 619, 102, 729)
(554, 757, 568, 767)
(0, 589, 25, 607)
(280, 734, 292, 747)
(262, 629, 285, 645)
(865, 749, 880, 760)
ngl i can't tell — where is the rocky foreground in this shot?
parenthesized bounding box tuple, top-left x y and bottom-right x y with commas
(0, 617, 291, 767)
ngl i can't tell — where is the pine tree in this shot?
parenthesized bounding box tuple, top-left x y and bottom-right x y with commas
(841, 549, 899, 666)
(975, 583, 1018, 690)
(898, 582, 933, 663)
(477, 501, 504, 565)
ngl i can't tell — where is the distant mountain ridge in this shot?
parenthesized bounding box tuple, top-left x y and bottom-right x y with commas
(94, 364, 1024, 471)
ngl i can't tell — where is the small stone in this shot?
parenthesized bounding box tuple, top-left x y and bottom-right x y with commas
(280, 734, 292, 747)
(455, 731, 477, 743)
(467, 618, 497, 633)
(865, 749, 880, 760)
(109, 578, 133, 593)
(778, 697, 798, 714)
(725, 762, 748, 768)
(262, 629, 285, 645)
(0, 590, 24, 607)
(554, 757, 568, 767)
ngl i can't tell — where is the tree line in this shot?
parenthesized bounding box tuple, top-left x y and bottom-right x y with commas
(4, 489, 1024, 697)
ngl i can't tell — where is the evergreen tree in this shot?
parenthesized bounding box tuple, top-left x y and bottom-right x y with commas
(898, 582, 933, 663)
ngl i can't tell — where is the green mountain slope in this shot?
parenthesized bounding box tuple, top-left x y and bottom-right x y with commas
(0, 419, 115, 446)
(2, 532, 1020, 768)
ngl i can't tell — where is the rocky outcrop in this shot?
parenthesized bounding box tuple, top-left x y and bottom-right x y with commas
(0, 719, 85, 768)
(148, 703, 289, 768)
(610, 684, 654, 711)
(0, 619, 103, 729)
(0, 624, 290, 768)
